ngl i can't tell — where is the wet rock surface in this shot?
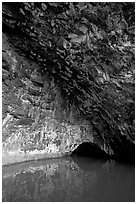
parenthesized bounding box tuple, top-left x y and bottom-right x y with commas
(2, 35, 107, 165)
(2, 3, 135, 165)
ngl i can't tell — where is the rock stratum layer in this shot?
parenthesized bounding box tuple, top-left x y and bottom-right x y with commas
(2, 3, 135, 165)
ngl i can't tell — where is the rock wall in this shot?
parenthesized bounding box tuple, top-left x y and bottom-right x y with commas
(3, 117, 95, 165)
(3, 34, 112, 165)
(2, 2, 134, 166)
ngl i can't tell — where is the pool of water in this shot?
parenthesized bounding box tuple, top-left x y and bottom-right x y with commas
(2, 156, 135, 202)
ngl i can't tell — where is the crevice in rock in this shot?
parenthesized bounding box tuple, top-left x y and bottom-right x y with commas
(71, 142, 109, 159)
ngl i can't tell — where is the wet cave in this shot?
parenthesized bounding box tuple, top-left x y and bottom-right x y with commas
(71, 142, 109, 159)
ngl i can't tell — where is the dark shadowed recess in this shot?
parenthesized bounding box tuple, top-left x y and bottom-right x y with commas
(71, 142, 109, 159)
(71, 142, 135, 164)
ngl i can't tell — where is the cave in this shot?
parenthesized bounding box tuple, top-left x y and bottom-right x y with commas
(71, 142, 109, 159)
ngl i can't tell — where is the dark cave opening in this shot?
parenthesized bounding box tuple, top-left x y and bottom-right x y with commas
(71, 142, 109, 159)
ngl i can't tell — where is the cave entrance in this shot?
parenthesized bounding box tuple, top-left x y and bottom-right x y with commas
(71, 142, 108, 159)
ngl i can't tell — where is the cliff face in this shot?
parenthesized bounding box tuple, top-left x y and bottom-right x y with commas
(3, 36, 109, 165)
(2, 2, 135, 165)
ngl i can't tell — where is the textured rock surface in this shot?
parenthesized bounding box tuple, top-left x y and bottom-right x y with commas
(3, 35, 109, 165)
(2, 2, 135, 165)
(3, 116, 96, 165)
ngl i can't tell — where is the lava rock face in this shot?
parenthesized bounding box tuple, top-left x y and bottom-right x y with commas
(3, 36, 107, 165)
(2, 2, 135, 165)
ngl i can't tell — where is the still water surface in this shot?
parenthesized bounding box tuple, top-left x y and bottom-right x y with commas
(2, 156, 135, 202)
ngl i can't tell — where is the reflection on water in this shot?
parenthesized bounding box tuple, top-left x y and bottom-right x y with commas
(2, 157, 135, 202)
